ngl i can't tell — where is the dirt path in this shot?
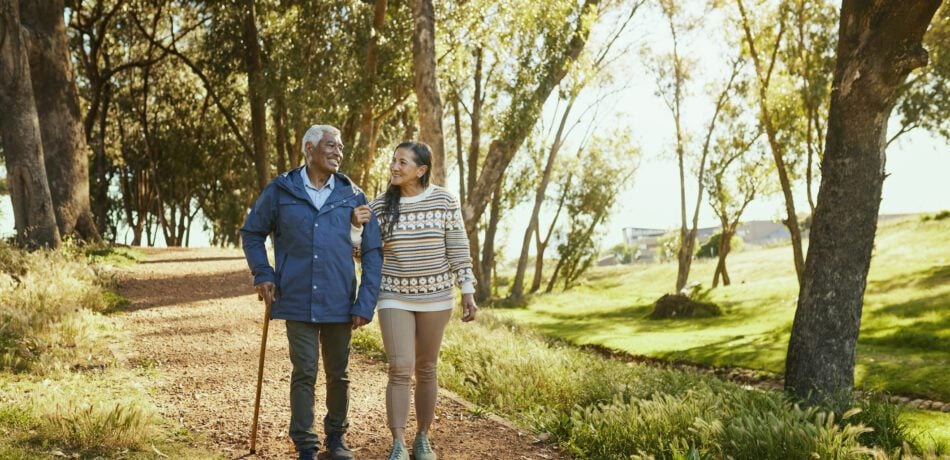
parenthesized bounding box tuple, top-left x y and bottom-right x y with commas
(116, 247, 561, 460)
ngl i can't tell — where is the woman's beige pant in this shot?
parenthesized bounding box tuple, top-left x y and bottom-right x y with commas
(378, 308, 453, 432)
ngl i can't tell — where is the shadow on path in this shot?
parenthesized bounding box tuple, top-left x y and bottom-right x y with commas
(120, 270, 253, 311)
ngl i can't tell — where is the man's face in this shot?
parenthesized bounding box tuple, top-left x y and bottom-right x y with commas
(308, 133, 343, 175)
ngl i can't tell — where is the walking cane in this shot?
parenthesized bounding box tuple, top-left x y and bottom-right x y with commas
(249, 290, 273, 454)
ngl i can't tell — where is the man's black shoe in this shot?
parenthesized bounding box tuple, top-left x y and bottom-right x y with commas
(326, 433, 354, 460)
(298, 448, 316, 460)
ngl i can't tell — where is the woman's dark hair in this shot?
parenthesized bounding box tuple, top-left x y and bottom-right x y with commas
(383, 141, 432, 237)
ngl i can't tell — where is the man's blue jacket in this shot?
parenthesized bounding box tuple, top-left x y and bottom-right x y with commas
(241, 167, 383, 323)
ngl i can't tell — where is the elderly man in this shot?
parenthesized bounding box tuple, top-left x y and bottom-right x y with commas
(241, 124, 382, 460)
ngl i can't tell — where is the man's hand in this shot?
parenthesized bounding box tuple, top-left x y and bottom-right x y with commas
(255, 282, 276, 308)
(351, 315, 370, 330)
(461, 293, 478, 322)
(351, 204, 371, 228)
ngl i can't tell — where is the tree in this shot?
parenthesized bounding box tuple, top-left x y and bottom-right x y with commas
(704, 111, 768, 287)
(545, 132, 637, 291)
(784, 0, 836, 215)
(735, 0, 806, 285)
(20, 0, 100, 241)
(460, 0, 603, 239)
(509, 2, 641, 301)
(646, 1, 741, 293)
(242, 0, 269, 191)
(0, 0, 61, 248)
(785, 0, 941, 405)
(411, 0, 445, 185)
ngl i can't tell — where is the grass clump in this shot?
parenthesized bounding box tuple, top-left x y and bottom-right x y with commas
(0, 242, 214, 458)
(356, 310, 937, 458)
(0, 241, 122, 370)
(0, 372, 156, 455)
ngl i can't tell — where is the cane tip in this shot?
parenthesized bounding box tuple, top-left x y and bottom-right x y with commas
(250, 448, 256, 454)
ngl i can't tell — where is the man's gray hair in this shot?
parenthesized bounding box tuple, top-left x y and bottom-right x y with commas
(301, 124, 341, 164)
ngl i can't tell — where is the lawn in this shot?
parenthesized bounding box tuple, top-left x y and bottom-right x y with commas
(497, 214, 950, 441)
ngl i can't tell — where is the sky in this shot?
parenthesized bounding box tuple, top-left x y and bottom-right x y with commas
(1, 2, 948, 251)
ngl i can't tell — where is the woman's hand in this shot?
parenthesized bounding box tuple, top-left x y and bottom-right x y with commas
(461, 293, 478, 322)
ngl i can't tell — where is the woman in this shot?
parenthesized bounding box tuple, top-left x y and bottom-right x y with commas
(369, 141, 478, 460)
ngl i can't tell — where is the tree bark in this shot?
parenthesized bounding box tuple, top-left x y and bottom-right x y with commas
(411, 0, 446, 185)
(0, 0, 61, 248)
(20, 0, 100, 241)
(242, 0, 269, 191)
(785, 0, 940, 405)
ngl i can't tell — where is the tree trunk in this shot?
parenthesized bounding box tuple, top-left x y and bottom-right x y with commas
(477, 177, 503, 303)
(545, 255, 565, 294)
(92, 82, 113, 238)
(0, 0, 61, 249)
(463, 50, 484, 275)
(273, 91, 288, 172)
(529, 215, 546, 294)
(242, 0, 269, 191)
(462, 0, 600, 238)
(452, 93, 465, 206)
(465, 48, 482, 204)
(785, 0, 940, 405)
(533, 175, 569, 294)
(411, 0, 446, 185)
(713, 227, 734, 287)
(20, 0, 100, 241)
(510, 96, 575, 300)
(351, 0, 387, 186)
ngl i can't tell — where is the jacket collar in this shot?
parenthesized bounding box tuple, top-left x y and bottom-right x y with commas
(274, 166, 362, 209)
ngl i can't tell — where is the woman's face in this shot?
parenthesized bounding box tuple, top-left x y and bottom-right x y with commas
(390, 148, 426, 187)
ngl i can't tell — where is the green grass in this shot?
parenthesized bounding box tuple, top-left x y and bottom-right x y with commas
(495, 214, 950, 446)
(355, 310, 944, 458)
(0, 243, 215, 458)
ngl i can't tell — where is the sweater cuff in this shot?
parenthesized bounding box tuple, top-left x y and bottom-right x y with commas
(350, 224, 363, 246)
(460, 280, 476, 295)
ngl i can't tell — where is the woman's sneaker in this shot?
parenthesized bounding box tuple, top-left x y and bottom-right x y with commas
(387, 442, 409, 460)
(412, 432, 437, 460)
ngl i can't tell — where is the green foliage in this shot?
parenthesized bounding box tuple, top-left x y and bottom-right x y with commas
(607, 242, 639, 264)
(0, 176, 7, 195)
(893, 3, 950, 142)
(554, 134, 638, 289)
(695, 232, 743, 258)
(655, 230, 680, 263)
(920, 210, 950, 222)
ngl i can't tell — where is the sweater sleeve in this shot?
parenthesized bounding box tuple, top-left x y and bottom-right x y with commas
(443, 192, 476, 288)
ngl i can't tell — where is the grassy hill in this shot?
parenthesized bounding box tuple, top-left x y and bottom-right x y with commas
(499, 214, 949, 441)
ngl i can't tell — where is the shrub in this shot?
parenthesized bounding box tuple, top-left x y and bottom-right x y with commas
(0, 242, 115, 371)
(649, 293, 723, 319)
(607, 242, 639, 264)
(695, 232, 743, 259)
